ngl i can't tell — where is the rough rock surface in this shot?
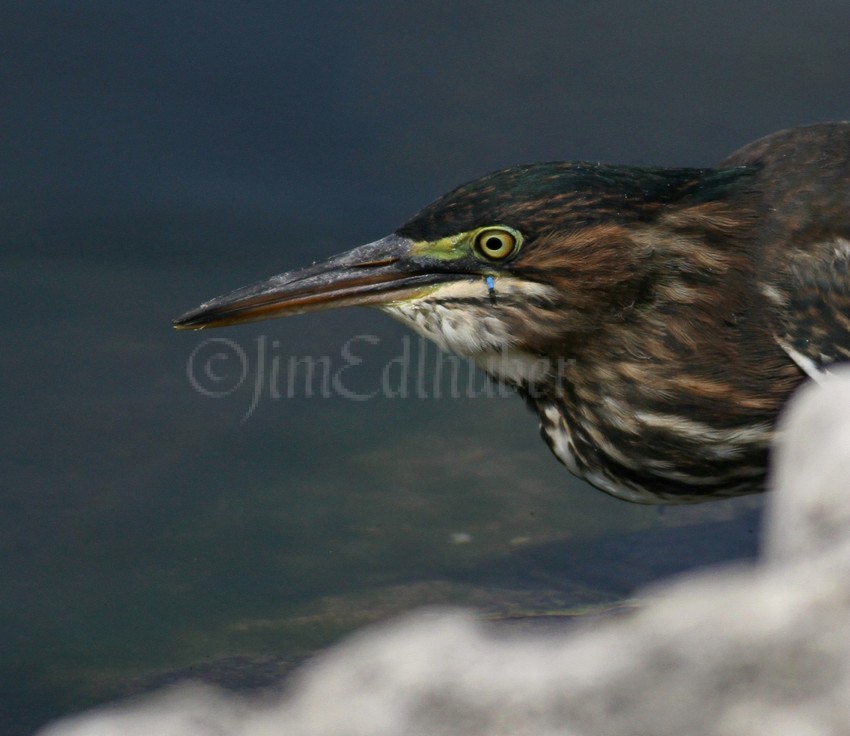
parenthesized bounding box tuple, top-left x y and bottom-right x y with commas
(39, 371, 850, 736)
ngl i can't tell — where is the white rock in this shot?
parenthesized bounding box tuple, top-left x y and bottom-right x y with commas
(38, 373, 850, 736)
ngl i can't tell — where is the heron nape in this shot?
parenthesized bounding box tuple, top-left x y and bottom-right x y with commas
(175, 122, 850, 504)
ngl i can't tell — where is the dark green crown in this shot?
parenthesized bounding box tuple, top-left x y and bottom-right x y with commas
(397, 162, 756, 242)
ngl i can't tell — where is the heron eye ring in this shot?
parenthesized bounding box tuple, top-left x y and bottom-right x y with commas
(473, 227, 521, 261)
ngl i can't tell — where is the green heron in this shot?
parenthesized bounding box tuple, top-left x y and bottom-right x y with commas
(174, 122, 850, 503)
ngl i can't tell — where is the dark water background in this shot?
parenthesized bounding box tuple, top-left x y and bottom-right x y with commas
(3, 2, 849, 733)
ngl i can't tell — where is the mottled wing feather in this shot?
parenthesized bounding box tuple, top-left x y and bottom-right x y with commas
(721, 122, 850, 377)
(774, 240, 850, 375)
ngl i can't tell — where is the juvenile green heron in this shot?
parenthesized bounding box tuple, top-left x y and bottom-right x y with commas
(174, 123, 850, 503)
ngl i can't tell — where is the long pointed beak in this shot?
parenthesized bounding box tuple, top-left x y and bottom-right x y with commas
(173, 234, 464, 330)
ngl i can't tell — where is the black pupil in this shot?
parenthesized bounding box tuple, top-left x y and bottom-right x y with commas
(485, 236, 505, 252)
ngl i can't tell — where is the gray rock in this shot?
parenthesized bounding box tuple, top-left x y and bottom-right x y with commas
(39, 371, 850, 736)
(765, 368, 850, 563)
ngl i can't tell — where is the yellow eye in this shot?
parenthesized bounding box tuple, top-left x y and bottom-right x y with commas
(473, 227, 521, 261)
